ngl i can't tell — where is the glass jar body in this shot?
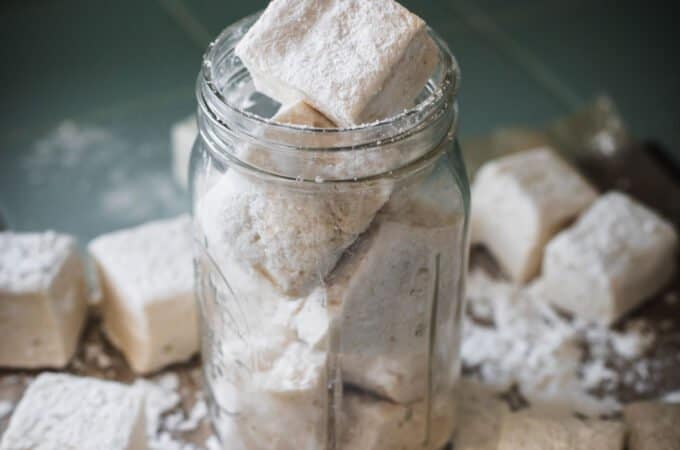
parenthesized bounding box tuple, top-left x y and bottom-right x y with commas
(192, 14, 469, 450)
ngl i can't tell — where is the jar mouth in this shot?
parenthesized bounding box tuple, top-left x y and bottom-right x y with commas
(197, 12, 461, 182)
(199, 11, 460, 139)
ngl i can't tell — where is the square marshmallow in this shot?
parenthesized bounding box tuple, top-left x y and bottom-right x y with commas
(293, 203, 462, 404)
(0, 231, 88, 369)
(0, 373, 146, 450)
(171, 115, 198, 189)
(89, 215, 198, 373)
(471, 148, 597, 282)
(543, 192, 678, 325)
(211, 328, 327, 450)
(197, 169, 389, 297)
(235, 0, 438, 126)
(497, 410, 624, 450)
(240, 101, 414, 180)
(624, 401, 680, 450)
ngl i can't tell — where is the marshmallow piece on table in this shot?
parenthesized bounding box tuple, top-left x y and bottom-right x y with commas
(455, 380, 510, 450)
(497, 410, 624, 450)
(235, 0, 438, 126)
(0, 373, 146, 450)
(340, 393, 453, 450)
(624, 401, 680, 450)
(171, 115, 198, 189)
(89, 215, 198, 374)
(196, 168, 389, 297)
(542, 192, 678, 325)
(0, 231, 88, 369)
(471, 148, 597, 282)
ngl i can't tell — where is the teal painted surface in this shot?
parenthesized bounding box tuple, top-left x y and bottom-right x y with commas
(1, 0, 677, 242)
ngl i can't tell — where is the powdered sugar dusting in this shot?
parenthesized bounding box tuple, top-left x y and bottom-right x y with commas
(463, 269, 658, 416)
(135, 373, 215, 450)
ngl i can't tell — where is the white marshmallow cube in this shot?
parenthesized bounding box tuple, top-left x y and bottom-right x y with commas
(171, 115, 198, 189)
(197, 169, 389, 297)
(211, 328, 327, 450)
(471, 148, 597, 282)
(543, 192, 678, 325)
(89, 215, 198, 373)
(293, 205, 461, 404)
(0, 373, 146, 450)
(0, 231, 88, 369)
(497, 410, 624, 450)
(235, 0, 438, 126)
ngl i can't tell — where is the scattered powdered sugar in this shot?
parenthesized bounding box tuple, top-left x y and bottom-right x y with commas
(24, 121, 116, 183)
(609, 321, 655, 360)
(134, 373, 215, 450)
(21, 120, 187, 228)
(662, 390, 680, 403)
(463, 269, 657, 417)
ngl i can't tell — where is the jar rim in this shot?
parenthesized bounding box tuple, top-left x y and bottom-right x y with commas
(199, 12, 460, 142)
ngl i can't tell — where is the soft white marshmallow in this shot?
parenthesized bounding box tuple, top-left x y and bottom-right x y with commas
(89, 215, 198, 373)
(293, 205, 462, 404)
(196, 170, 389, 297)
(542, 192, 678, 325)
(210, 328, 327, 450)
(497, 410, 624, 450)
(0, 231, 88, 369)
(235, 0, 438, 126)
(0, 373, 146, 450)
(471, 148, 597, 282)
(624, 401, 680, 450)
(171, 115, 198, 189)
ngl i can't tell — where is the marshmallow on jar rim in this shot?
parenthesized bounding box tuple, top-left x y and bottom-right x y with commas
(0, 231, 88, 369)
(235, 0, 439, 127)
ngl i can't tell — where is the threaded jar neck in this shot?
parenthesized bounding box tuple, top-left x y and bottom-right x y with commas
(196, 12, 461, 183)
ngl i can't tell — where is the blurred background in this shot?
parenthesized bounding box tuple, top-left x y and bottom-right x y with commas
(1, 0, 678, 242)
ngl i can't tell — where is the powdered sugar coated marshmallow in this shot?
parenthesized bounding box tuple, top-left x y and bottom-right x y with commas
(235, 0, 438, 126)
(497, 410, 624, 450)
(0, 373, 146, 450)
(0, 231, 88, 369)
(89, 215, 198, 373)
(471, 148, 597, 282)
(542, 191, 678, 325)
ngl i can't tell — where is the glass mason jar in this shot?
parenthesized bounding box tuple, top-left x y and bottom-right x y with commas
(191, 13, 469, 450)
